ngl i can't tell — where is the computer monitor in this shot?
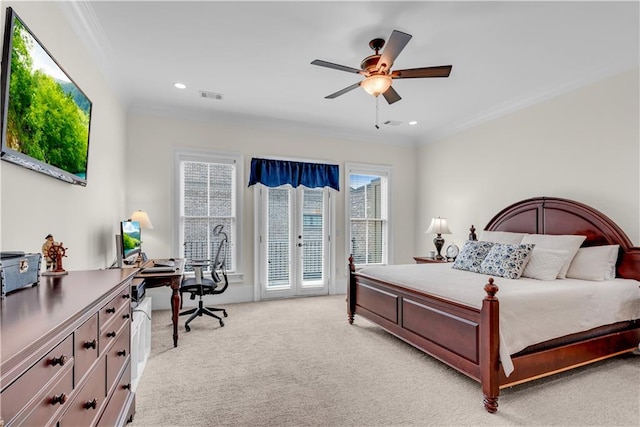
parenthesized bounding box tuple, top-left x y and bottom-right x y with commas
(118, 220, 142, 266)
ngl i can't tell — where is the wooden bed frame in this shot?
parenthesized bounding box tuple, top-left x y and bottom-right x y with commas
(347, 197, 640, 413)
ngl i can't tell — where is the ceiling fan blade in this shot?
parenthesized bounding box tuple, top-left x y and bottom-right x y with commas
(311, 59, 362, 74)
(391, 65, 453, 79)
(382, 86, 401, 105)
(325, 82, 362, 99)
(377, 30, 412, 71)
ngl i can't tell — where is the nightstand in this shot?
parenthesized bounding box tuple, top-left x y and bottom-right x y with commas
(413, 256, 453, 264)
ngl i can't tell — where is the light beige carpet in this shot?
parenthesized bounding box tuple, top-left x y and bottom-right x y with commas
(131, 295, 639, 426)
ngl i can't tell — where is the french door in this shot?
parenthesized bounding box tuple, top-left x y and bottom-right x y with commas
(256, 186, 331, 299)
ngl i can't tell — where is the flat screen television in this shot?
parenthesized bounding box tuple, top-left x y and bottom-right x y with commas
(0, 7, 92, 186)
(120, 220, 142, 261)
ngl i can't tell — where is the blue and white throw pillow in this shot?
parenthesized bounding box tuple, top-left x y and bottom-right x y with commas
(480, 243, 535, 279)
(452, 240, 495, 273)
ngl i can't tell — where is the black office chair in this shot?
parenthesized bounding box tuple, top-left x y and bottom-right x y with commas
(179, 225, 229, 331)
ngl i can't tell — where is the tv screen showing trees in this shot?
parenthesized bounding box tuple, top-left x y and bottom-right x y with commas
(0, 7, 92, 186)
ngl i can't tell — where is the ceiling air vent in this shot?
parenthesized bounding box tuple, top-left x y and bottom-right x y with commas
(383, 120, 402, 126)
(199, 90, 224, 100)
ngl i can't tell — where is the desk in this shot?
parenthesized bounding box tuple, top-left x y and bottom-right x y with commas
(135, 259, 185, 347)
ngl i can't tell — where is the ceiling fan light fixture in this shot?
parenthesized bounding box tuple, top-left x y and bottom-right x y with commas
(361, 74, 392, 97)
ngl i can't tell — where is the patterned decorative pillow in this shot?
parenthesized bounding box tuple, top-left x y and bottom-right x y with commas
(452, 240, 495, 273)
(480, 243, 535, 279)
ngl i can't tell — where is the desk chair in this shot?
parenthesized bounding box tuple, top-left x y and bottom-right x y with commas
(179, 225, 229, 331)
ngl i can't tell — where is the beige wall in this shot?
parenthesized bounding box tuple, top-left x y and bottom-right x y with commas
(0, 2, 128, 269)
(126, 114, 418, 303)
(416, 68, 640, 254)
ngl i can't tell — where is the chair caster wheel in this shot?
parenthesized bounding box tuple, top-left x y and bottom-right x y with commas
(185, 325, 191, 332)
(219, 320, 225, 327)
(223, 311, 228, 317)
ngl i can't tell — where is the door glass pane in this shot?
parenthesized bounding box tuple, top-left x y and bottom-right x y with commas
(302, 189, 323, 283)
(267, 188, 290, 288)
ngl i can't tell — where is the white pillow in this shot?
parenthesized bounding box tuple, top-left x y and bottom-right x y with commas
(522, 248, 569, 281)
(520, 234, 587, 279)
(566, 245, 620, 281)
(477, 230, 527, 245)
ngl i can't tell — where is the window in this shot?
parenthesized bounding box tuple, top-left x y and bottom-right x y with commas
(345, 163, 391, 266)
(175, 149, 243, 275)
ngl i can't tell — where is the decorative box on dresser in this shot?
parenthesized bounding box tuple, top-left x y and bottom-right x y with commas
(0, 268, 138, 427)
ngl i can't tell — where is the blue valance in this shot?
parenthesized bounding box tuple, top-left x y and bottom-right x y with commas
(248, 158, 340, 191)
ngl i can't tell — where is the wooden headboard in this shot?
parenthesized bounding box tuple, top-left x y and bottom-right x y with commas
(484, 197, 640, 281)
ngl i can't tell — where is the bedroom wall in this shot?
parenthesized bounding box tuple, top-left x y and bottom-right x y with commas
(0, 2, 128, 269)
(416, 68, 640, 254)
(125, 113, 418, 306)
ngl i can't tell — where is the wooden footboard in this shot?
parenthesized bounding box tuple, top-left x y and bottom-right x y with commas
(348, 255, 640, 413)
(347, 256, 501, 412)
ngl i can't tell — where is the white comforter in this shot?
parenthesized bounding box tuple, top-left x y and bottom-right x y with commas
(357, 263, 640, 376)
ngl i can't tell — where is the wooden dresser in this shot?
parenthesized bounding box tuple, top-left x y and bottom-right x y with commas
(0, 269, 137, 426)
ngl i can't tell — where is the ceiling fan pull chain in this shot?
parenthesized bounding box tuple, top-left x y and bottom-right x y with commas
(375, 96, 380, 129)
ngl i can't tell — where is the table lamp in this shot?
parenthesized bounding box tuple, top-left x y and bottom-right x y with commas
(130, 210, 154, 229)
(130, 210, 153, 264)
(425, 217, 452, 260)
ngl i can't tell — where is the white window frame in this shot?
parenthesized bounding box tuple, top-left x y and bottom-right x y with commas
(345, 162, 393, 267)
(173, 148, 244, 282)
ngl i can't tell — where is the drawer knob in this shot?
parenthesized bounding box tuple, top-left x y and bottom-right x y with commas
(122, 313, 131, 319)
(123, 383, 131, 390)
(117, 349, 127, 357)
(51, 393, 68, 405)
(50, 355, 68, 366)
(122, 294, 131, 299)
(106, 331, 116, 338)
(84, 398, 98, 410)
(106, 307, 116, 314)
(83, 339, 97, 349)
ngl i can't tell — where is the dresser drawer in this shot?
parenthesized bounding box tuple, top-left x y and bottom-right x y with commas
(106, 324, 131, 393)
(1, 334, 73, 425)
(59, 356, 106, 427)
(75, 313, 99, 384)
(99, 287, 131, 334)
(16, 366, 73, 427)
(97, 360, 132, 427)
(99, 303, 130, 357)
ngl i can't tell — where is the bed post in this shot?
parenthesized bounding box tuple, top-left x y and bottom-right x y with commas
(480, 278, 500, 413)
(347, 255, 357, 324)
(469, 225, 477, 241)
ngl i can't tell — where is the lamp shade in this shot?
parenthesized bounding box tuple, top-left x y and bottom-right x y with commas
(425, 217, 451, 235)
(361, 74, 392, 97)
(130, 210, 154, 229)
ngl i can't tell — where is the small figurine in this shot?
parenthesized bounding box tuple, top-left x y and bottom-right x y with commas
(42, 234, 55, 271)
(42, 234, 68, 275)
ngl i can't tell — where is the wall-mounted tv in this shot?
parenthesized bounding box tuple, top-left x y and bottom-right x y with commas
(0, 7, 92, 186)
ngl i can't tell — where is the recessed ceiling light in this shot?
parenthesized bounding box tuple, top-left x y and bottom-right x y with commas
(409, 121, 418, 126)
(174, 82, 186, 89)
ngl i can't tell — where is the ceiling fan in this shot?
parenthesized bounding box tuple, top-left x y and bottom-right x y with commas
(311, 30, 452, 105)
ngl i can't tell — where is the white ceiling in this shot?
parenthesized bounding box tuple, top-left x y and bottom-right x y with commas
(59, 1, 639, 145)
